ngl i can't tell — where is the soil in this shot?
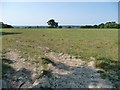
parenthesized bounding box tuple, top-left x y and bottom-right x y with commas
(1, 48, 113, 88)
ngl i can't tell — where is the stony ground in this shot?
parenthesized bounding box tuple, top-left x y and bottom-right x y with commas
(1, 48, 113, 89)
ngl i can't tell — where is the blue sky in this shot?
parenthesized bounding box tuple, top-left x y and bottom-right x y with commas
(0, 2, 118, 26)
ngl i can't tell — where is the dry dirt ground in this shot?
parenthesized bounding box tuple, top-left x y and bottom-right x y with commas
(1, 48, 113, 89)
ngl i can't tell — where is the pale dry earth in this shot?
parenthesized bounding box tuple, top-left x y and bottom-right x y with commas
(1, 48, 113, 88)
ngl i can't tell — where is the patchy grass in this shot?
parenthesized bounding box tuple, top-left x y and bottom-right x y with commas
(2, 28, 118, 59)
(96, 57, 120, 88)
(2, 61, 15, 77)
(1, 28, 119, 87)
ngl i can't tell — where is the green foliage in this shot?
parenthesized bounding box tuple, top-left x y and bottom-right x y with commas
(99, 23, 104, 28)
(80, 22, 119, 29)
(0, 22, 14, 28)
(104, 22, 118, 28)
(47, 19, 58, 28)
(58, 26, 62, 28)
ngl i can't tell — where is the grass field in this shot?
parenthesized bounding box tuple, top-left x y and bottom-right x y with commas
(1, 28, 119, 87)
(2, 28, 118, 59)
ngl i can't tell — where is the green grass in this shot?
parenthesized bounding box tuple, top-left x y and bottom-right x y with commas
(2, 28, 118, 59)
(1, 28, 119, 87)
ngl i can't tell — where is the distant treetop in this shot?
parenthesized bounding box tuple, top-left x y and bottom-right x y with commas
(80, 22, 119, 29)
(47, 19, 58, 28)
(0, 22, 14, 28)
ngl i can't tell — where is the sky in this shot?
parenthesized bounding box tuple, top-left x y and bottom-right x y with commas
(0, 0, 119, 2)
(0, 2, 118, 26)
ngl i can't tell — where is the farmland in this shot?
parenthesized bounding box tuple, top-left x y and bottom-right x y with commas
(2, 28, 118, 59)
(1, 28, 119, 88)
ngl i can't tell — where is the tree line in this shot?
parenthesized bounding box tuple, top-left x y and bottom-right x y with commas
(0, 22, 14, 28)
(47, 19, 120, 29)
(80, 22, 120, 29)
(1, 20, 120, 29)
